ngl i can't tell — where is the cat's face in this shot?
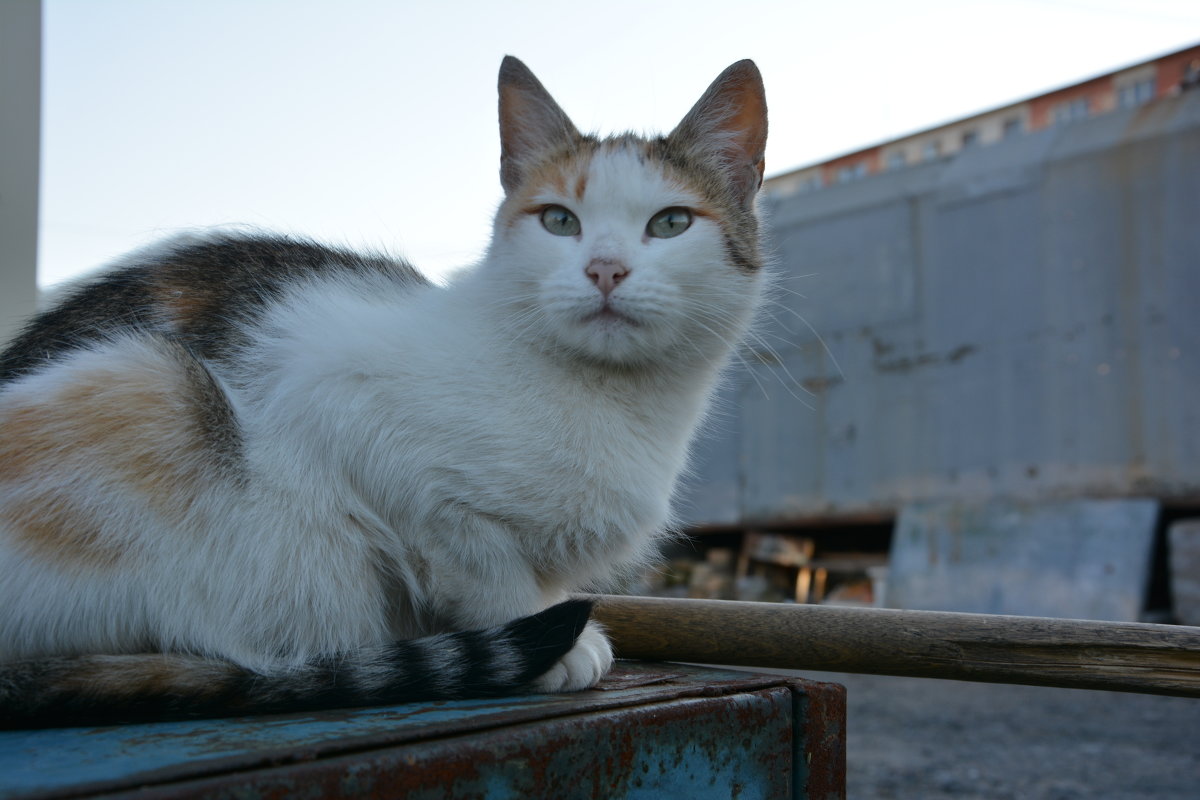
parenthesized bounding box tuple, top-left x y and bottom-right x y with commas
(486, 58, 768, 369)
(491, 141, 762, 366)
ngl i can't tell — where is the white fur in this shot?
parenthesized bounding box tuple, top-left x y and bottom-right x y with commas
(0, 146, 762, 690)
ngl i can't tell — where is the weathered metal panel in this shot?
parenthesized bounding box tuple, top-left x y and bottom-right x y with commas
(106, 691, 793, 800)
(790, 672, 847, 800)
(676, 383, 744, 526)
(680, 90, 1200, 525)
(0, 662, 846, 800)
(1168, 519, 1200, 626)
(886, 498, 1159, 620)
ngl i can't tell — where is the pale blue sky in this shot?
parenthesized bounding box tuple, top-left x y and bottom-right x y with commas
(40, 0, 1200, 286)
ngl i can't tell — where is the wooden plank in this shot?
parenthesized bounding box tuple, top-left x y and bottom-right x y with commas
(588, 594, 1200, 697)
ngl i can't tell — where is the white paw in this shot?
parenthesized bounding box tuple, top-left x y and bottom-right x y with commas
(532, 620, 613, 693)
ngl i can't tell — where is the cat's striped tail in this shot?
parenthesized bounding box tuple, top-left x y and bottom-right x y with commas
(0, 599, 594, 729)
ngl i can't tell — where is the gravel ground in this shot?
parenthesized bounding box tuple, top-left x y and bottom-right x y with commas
(799, 671, 1200, 799)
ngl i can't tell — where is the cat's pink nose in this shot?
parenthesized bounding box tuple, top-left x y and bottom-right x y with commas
(585, 258, 629, 298)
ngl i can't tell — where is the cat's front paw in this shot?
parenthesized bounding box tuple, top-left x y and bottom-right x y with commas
(532, 619, 613, 693)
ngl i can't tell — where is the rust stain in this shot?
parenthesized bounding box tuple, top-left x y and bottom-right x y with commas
(49, 664, 843, 799)
(802, 375, 845, 394)
(794, 678, 848, 800)
(124, 689, 803, 798)
(875, 343, 978, 373)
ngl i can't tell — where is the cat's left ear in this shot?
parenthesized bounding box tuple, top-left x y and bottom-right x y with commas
(498, 56, 581, 195)
(668, 60, 768, 207)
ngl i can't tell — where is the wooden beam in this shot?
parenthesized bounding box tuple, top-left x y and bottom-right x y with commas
(586, 594, 1200, 697)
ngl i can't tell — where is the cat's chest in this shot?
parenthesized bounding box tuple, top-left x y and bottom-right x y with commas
(257, 300, 697, 550)
(442, 380, 678, 521)
(363, 360, 689, 552)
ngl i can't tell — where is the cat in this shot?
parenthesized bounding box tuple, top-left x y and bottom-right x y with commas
(0, 55, 767, 727)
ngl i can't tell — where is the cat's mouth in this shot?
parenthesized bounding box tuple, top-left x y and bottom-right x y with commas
(584, 305, 639, 327)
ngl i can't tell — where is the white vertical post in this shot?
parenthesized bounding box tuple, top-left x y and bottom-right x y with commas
(0, 0, 42, 346)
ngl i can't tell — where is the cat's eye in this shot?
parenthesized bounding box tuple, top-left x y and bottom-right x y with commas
(646, 207, 693, 239)
(540, 205, 581, 237)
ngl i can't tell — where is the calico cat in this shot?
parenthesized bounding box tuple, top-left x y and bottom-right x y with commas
(0, 55, 767, 726)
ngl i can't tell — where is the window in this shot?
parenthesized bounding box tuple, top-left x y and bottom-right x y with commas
(921, 140, 941, 161)
(886, 151, 907, 170)
(1052, 97, 1090, 125)
(836, 162, 868, 184)
(797, 174, 823, 193)
(961, 130, 979, 149)
(1119, 79, 1155, 108)
(1003, 117, 1023, 138)
(1184, 59, 1200, 90)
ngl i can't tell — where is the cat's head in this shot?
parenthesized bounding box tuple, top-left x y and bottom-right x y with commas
(484, 56, 768, 370)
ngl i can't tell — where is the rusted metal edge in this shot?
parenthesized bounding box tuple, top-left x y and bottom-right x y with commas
(4, 662, 815, 800)
(790, 678, 848, 800)
(93, 687, 811, 800)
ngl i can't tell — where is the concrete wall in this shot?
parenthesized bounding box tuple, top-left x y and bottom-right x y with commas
(680, 89, 1200, 526)
(0, 0, 42, 346)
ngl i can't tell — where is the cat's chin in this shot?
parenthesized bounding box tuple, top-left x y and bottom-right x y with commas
(550, 311, 661, 368)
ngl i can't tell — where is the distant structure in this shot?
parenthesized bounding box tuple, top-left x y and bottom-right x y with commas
(766, 43, 1200, 198)
(681, 40, 1200, 530)
(671, 43, 1200, 620)
(678, 38, 1199, 535)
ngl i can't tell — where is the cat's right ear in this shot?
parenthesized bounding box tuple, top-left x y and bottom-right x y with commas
(668, 60, 768, 208)
(498, 56, 580, 195)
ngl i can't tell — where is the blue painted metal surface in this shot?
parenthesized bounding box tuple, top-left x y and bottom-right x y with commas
(679, 90, 1200, 525)
(0, 662, 846, 799)
(886, 497, 1160, 620)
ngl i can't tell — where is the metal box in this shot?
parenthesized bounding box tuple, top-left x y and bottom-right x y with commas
(0, 662, 845, 800)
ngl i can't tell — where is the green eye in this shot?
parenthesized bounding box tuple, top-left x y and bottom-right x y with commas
(540, 205, 581, 236)
(647, 207, 693, 239)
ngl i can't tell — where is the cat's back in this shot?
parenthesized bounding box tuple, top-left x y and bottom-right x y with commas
(0, 233, 429, 384)
(0, 232, 437, 662)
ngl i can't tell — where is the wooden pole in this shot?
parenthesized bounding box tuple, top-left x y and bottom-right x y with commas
(586, 594, 1200, 698)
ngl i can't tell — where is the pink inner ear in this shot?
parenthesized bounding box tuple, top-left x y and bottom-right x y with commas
(722, 83, 767, 194)
(670, 60, 768, 204)
(497, 57, 580, 195)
